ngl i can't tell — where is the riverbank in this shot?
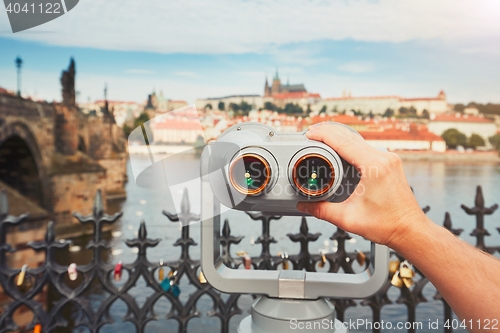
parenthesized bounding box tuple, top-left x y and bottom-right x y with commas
(395, 150, 500, 162)
(128, 144, 197, 155)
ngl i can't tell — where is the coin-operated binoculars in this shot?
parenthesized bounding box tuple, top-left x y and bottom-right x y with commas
(200, 122, 389, 333)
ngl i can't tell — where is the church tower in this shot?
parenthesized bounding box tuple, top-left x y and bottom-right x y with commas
(271, 69, 281, 95)
(264, 76, 270, 96)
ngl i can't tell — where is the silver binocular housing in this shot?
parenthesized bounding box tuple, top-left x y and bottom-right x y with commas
(205, 122, 361, 215)
(200, 122, 389, 300)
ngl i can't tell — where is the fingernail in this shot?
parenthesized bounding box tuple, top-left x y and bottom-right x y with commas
(296, 202, 309, 214)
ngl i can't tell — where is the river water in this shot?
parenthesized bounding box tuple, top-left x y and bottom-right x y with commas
(65, 155, 500, 333)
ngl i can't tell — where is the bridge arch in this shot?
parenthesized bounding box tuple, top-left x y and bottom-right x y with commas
(0, 121, 48, 209)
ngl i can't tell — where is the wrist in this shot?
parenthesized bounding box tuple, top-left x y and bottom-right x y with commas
(385, 210, 435, 254)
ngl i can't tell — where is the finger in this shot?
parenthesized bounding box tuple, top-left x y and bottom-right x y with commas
(307, 123, 382, 168)
(297, 201, 349, 230)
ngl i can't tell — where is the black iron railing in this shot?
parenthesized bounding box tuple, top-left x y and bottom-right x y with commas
(0, 186, 498, 333)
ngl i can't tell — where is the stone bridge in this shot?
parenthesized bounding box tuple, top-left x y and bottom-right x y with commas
(0, 59, 127, 234)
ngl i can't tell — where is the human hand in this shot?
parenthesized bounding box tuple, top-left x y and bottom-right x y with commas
(296, 122, 429, 247)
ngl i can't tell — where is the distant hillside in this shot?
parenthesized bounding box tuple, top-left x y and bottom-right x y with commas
(454, 103, 500, 115)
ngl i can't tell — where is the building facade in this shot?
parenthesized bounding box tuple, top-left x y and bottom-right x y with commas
(428, 113, 497, 147)
(359, 126, 446, 152)
(317, 91, 449, 115)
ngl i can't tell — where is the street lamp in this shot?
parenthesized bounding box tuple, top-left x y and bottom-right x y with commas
(15, 56, 22, 97)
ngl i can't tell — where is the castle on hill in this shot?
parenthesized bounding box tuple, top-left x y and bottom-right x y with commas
(264, 70, 307, 96)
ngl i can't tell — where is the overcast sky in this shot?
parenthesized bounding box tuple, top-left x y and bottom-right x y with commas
(0, 0, 499, 104)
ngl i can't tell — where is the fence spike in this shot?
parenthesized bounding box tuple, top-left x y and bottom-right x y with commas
(475, 185, 484, 208)
(139, 220, 147, 239)
(92, 189, 104, 218)
(0, 189, 8, 217)
(181, 188, 190, 214)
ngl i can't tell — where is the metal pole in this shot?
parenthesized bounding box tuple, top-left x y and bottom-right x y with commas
(237, 296, 347, 333)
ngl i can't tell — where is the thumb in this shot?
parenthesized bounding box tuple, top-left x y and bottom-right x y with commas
(297, 201, 347, 229)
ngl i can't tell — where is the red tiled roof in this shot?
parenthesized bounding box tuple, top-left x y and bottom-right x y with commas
(359, 127, 444, 142)
(309, 114, 374, 126)
(326, 91, 446, 102)
(272, 92, 321, 99)
(0, 87, 15, 96)
(431, 114, 494, 124)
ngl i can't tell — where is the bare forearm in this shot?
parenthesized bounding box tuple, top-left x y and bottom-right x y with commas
(390, 214, 500, 330)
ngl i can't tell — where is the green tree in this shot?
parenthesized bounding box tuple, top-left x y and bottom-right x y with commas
(467, 133, 485, 149)
(383, 108, 394, 117)
(123, 124, 132, 138)
(205, 103, 213, 110)
(454, 104, 465, 112)
(281, 103, 304, 114)
(399, 106, 416, 116)
(228, 103, 240, 112)
(126, 112, 152, 142)
(193, 134, 206, 155)
(240, 101, 252, 113)
(489, 134, 500, 150)
(218, 101, 225, 111)
(134, 112, 150, 128)
(264, 101, 277, 111)
(441, 128, 467, 149)
(422, 110, 430, 119)
(319, 105, 327, 113)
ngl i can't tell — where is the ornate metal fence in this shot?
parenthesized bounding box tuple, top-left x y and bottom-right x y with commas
(0, 186, 498, 333)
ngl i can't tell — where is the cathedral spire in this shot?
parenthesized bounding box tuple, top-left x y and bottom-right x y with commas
(274, 68, 279, 80)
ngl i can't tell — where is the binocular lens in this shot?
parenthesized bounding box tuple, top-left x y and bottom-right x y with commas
(292, 154, 335, 196)
(229, 154, 271, 195)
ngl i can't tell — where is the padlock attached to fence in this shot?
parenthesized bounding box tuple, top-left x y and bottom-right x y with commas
(318, 251, 327, 268)
(280, 252, 289, 270)
(158, 259, 164, 281)
(114, 261, 123, 281)
(356, 249, 366, 266)
(68, 263, 77, 281)
(16, 264, 28, 287)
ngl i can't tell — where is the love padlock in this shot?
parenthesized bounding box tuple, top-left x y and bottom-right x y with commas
(399, 260, 414, 279)
(243, 254, 252, 270)
(171, 283, 181, 298)
(198, 270, 207, 284)
(236, 251, 247, 257)
(402, 276, 414, 288)
(280, 252, 289, 270)
(114, 261, 123, 281)
(389, 260, 400, 275)
(67, 263, 78, 281)
(391, 270, 403, 288)
(158, 260, 164, 281)
(356, 250, 366, 266)
(161, 270, 178, 292)
(34, 324, 42, 333)
(318, 251, 327, 268)
(16, 264, 28, 287)
(160, 277, 171, 292)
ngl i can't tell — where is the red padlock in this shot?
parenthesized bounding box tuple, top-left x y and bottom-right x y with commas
(114, 261, 123, 281)
(243, 254, 252, 270)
